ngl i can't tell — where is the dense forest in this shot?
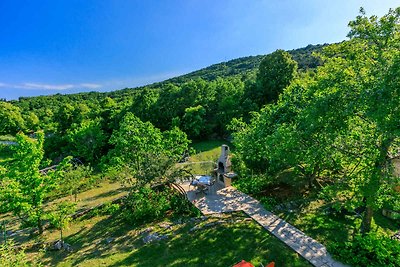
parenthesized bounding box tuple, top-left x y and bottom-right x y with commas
(1, 8, 400, 267)
(0, 42, 325, 163)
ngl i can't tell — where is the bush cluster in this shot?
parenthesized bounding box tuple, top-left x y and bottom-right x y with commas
(330, 232, 400, 267)
(122, 185, 198, 225)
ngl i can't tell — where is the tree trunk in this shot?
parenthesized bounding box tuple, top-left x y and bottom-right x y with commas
(359, 137, 392, 234)
(37, 218, 43, 235)
(308, 164, 320, 189)
(361, 206, 373, 234)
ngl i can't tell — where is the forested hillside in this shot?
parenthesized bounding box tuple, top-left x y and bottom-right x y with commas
(11, 43, 324, 103)
(166, 43, 325, 83)
(0, 43, 324, 164)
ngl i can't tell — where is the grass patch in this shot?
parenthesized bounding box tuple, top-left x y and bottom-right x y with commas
(190, 140, 233, 162)
(0, 144, 15, 164)
(0, 181, 128, 244)
(32, 212, 311, 267)
(238, 168, 399, 263)
(274, 198, 399, 255)
(0, 135, 15, 142)
(178, 140, 233, 175)
(51, 181, 127, 211)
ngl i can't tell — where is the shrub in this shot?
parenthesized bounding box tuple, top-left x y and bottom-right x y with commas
(48, 165, 99, 201)
(260, 197, 278, 210)
(329, 232, 400, 267)
(122, 185, 198, 225)
(99, 202, 121, 216)
(233, 174, 271, 195)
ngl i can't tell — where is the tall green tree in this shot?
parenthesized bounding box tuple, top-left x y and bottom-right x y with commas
(182, 105, 206, 139)
(319, 7, 400, 233)
(105, 113, 191, 187)
(233, 7, 400, 233)
(255, 49, 298, 105)
(0, 132, 71, 234)
(0, 102, 25, 135)
(66, 119, 107, 163)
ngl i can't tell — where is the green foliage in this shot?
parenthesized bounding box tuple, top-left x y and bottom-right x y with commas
(233, 174, 271, 196)
(0, 102, 25, 135)
(54, 165, 94, 201)
(106, 112, 163, 168)
(0, 132, 71, 234)
(99, 202, 121, 215)
(0, 242, 41, 267)
(84, 202, 121, 218)
(123, 186, 169, 224)
(48, 201, 76, 241)
(66, 119, 107, 163)
(104, 112, 190, 188)
(255, 49, 298, 105)
(129, 87, 159, 122)
(259, 197, 279, 210)
(233, 7, 400, 234)
(329, 232, 400, 266)
(104, 115, 193, 223)
(162, 126, 191, 161)
(182, 105, 206, 139)
(23, 112, 40, 132)
(0, 143, 14, 164)
(122, 186, 194, 225)
(54, 103, 75, 134)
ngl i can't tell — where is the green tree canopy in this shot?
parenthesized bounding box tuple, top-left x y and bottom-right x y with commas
(66, 119, 107, 163)
(0, 102, 25, 135)
(104, 113, 190, 187)
(255, 49, 298, 105)
(233, 7, 400, 233)
(0, 132, 71, 234)
(182, 105, 206, 139)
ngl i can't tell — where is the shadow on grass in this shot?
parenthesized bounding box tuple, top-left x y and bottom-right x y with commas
(191, 140, 233, 153)
(108, 221, 310, 267)
(41, 214, 135, 266)
(373, 212, 400, 233)
(278, 202, 359, 248)
(41, 213, 310, 267)
(80, 187, 127, 204)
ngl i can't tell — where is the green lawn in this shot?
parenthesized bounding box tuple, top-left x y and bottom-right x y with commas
(273, 198, 399, 255)
(0, 144, 14, 164)
(238, 167, 399, 262)
(0, 135, 15, 142)
(0, 181, 127, 245)
(34, 212, 310, 267)
(178, 140, 233, 175)
(190, 139, 233, 162)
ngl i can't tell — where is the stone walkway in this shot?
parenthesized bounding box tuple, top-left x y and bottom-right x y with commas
(180, 182, 347, 267)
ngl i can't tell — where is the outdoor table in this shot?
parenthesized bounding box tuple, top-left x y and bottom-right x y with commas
(190, 175, 213, 194)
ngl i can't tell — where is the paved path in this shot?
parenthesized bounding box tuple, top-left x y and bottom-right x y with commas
(181, 182, 347, 267)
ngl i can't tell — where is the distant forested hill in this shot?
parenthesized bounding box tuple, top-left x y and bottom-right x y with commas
(12, 43, 326, 104)
(164, 43, 326, 84)
(2, 43, 327, 162)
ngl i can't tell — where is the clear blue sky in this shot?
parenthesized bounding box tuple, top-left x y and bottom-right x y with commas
(0, 0, 397, 100)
